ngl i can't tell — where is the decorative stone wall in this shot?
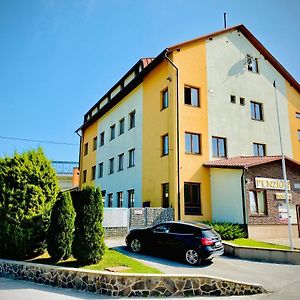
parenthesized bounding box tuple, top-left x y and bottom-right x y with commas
(129, 208, 174, 229)
(0, 259, 267, 297)
(104, 227, 128, 238)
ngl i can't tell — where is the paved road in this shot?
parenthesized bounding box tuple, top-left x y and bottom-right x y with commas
(106, 237, 300, 299)
(0, 277, 109, 300)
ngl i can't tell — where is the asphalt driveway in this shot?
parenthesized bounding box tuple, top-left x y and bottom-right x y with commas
(106, 237, 300, 298)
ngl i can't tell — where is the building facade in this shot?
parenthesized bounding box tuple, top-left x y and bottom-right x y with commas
(76, 25, 300, 232)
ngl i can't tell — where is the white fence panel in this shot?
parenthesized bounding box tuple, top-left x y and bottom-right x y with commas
(103, 208, 129, 228)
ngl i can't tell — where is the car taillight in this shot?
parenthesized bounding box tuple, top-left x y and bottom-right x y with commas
(200, 238, 214, 246)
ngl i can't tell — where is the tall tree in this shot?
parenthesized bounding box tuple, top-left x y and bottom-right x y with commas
(47, 191, 75, 261)
(72, 186, 105, 264)
(0, 148, 58, 259)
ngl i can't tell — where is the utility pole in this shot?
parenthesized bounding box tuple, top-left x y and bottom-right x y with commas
(273, 80, 294, 250)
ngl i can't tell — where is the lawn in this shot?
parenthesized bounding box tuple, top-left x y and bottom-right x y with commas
(28, 248, 162, 274)
(229, 238, 291, 250)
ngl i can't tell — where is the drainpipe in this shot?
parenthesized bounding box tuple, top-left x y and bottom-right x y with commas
(76, 130, 82, 189)
(164, 51, 181, 220)
(240, 168, 248, 236)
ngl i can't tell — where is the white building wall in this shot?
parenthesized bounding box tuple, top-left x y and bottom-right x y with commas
(210, 168, 245, 224)
(95, 86, 143, 207)
(206, 30, 292, 159)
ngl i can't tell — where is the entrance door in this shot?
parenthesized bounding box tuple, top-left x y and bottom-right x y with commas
(296, 205, 300, 238)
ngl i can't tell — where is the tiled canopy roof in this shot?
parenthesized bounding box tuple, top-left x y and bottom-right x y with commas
(203, 156, 300, 169)
(141, 58, 154, 68)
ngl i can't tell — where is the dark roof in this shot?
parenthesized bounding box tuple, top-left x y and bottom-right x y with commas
(203, 156, 300, 169)
(78, 25, 299, 132)
(167, 24, 299, 93)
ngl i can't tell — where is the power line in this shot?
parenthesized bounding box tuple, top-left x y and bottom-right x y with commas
(0, 135, 79, 146)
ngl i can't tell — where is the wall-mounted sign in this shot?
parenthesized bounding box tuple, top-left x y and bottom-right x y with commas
(255, 177, 290, 190)
(133, 209, 143, 215)
(277, 203, 288, 223)
(275, 193, 292, 200)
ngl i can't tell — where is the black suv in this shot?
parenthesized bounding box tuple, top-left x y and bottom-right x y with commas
(125, 221, 224, 265)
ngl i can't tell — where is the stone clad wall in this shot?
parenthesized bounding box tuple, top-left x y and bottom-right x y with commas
(129, 208, 174, 229)
(0, 259, 266, 297)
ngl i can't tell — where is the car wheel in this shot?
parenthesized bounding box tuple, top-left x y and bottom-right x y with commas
(185, 249, 201, 265)
(130, 238, 142, 253)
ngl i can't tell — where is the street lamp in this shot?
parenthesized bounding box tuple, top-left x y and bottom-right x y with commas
(273, 80, 294, 250)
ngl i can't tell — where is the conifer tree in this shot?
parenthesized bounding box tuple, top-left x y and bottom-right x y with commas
(0, 148, 58, 259)
(72, 186, 105, 264)
(47, 191, 75, 261)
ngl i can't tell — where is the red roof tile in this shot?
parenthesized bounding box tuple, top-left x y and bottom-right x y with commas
(141, 58, 154, 68)
(203, 156, 300, 169)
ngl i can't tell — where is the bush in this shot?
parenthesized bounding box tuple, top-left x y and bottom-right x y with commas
(0, 148, 58, 259)
(47, 191, 75, 261)
(204, 221, 247, 240)
(72, 186, 105, 264)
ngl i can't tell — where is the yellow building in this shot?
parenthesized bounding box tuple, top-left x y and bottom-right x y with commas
(76, 25, 300, 226)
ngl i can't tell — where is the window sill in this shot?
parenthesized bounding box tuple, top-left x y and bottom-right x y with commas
(117, 169, 124, 172)
(250, 214, 268, 217)
(128, 165, 135, 168)
(212, 155, 227, 158)
(251, 118, 264, 122)
(161, 154, 169, 157)
(160, 107, 168, 112)
(184, 104, 200, 108)
(185, 152, 201, 156)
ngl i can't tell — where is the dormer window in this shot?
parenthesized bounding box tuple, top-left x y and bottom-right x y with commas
(246, 55, 259, 73)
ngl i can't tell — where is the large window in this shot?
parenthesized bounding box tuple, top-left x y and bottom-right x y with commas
(253, 143, 266, 156)
(249, 191, 267, 215)
(93, 137, 97, 151)
(110, 124, 116, 140)
(162, 183, 169, 208)
(162, 134, 169, 156)
(100, 132, 105, 147)
(185, 132, 200, 154)
(119, 118, 125, 135)
(91, 165, 96, 181)
(128, 189, 135, 208)
(184, 183, 201, 215)
(162, 89, 168, 110)
(128, 148, 135, 167)
(212, 136, 227, 157)
(129, 110, 136, 129)
(117, 191, 123, 207)
(109, 158, 114, 174)
(98, 162, 103, 178)
(184, 86, 199, 107)
(296, 112, 300, 119)
(84, 142, 88, 156)
(250, 101, 263, 121)
(108, 193, 113, 208)
(118, 153, 124, 171)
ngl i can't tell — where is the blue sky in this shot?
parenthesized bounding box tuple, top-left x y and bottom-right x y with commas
(0, 0, 299, 162)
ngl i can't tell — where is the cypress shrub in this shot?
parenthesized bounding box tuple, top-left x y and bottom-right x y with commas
(47, 191, 75, 261)
(72, 186, 105, 264)
(0, 148, 58, 259)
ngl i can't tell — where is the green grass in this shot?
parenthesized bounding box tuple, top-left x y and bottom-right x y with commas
(229, 238, 291, 250)
(28, 248, 162, 274)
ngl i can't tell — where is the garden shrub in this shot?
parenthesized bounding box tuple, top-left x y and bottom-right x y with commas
(72, 186, 105, 264)
(0, 148, 58, 259)
(204, 221, 247, 240)
(47, 191, 75, 261)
